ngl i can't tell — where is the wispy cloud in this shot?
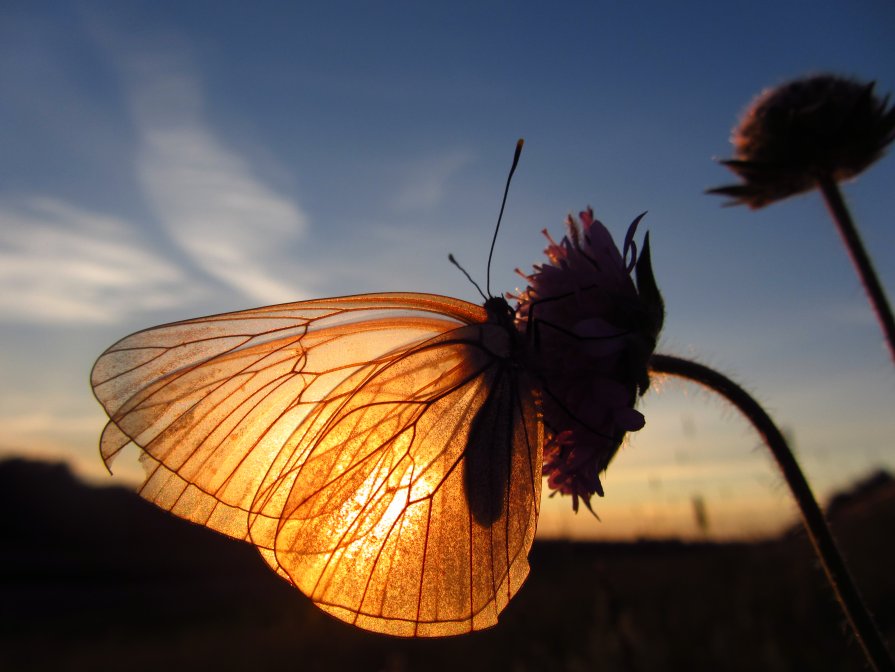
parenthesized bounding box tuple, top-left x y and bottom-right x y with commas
(390, 148, 475, 213)
(125, 49, 309, 304)
(0, 197, 201, 324)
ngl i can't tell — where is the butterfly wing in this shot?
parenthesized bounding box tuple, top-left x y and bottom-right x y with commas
(90, 292, 542, 636)
(92, 293, 479, 543)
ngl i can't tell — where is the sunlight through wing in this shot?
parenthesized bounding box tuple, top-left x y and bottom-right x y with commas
(91, 294, 482, 542)
(262, 324, 542, 635)
(90, 292, 542, 635)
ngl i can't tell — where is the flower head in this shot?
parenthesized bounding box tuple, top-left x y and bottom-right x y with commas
(709, 74, 895, 208)
(514, 208, 664, 512)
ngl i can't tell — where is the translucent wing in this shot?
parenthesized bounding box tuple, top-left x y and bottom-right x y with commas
(91, 292, 542, 636)
(92, 293, 481, 541)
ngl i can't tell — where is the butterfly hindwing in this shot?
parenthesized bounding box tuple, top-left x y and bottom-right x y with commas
(265, 322, 542, 635)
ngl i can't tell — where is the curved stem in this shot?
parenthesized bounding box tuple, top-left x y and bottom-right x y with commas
(649, 353, 894, 672)
(817, 174, 895, 364)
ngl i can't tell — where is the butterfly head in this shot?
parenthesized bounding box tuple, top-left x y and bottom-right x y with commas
(483, 295, 516, 328)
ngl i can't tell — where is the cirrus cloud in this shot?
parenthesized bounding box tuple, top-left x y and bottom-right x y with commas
(126, 50, 309, 304)
(0, 197, 202, 324)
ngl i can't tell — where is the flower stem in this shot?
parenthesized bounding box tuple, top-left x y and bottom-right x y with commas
(649, 353, 894, 672)
(816, 174, 895, 364)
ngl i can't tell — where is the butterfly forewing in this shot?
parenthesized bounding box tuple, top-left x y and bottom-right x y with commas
(90, 292, 542, 636)
(92, 295, 479, 531)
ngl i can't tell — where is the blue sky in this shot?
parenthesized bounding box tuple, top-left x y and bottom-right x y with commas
(1, 1, 893, 539)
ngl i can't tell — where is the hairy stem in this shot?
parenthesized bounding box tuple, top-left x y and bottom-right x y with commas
(649, 353, 893, 672)
(817, 174, 895, 364)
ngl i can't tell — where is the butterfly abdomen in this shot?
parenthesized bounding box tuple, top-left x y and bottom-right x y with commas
(462, 296, 533, 527)
(463, 367, 514, 526)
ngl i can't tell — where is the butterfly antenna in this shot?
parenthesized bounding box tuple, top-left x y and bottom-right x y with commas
(486, 138, 524, 297)
(449, 253, 487, 302)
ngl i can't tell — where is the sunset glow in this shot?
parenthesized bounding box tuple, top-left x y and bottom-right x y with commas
(2, 2, 893, 549)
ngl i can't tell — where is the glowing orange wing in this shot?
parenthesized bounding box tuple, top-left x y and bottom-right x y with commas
(90, 292, 542, 636)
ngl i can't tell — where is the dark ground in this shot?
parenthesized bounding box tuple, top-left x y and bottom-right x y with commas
(1, 458, 893, 671)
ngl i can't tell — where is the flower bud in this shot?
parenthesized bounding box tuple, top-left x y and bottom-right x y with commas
(709, 74, 895, 208)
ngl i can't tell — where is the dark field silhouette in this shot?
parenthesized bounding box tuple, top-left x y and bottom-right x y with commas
(1, 458, 892, 671)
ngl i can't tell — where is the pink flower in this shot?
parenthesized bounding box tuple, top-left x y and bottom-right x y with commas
(514, 208, 664, 512)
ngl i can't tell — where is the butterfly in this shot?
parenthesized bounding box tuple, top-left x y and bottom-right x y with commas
(90, 141, 663, 637)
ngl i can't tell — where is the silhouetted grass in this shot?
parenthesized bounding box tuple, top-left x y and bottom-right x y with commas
(1, 458, 892, 671)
